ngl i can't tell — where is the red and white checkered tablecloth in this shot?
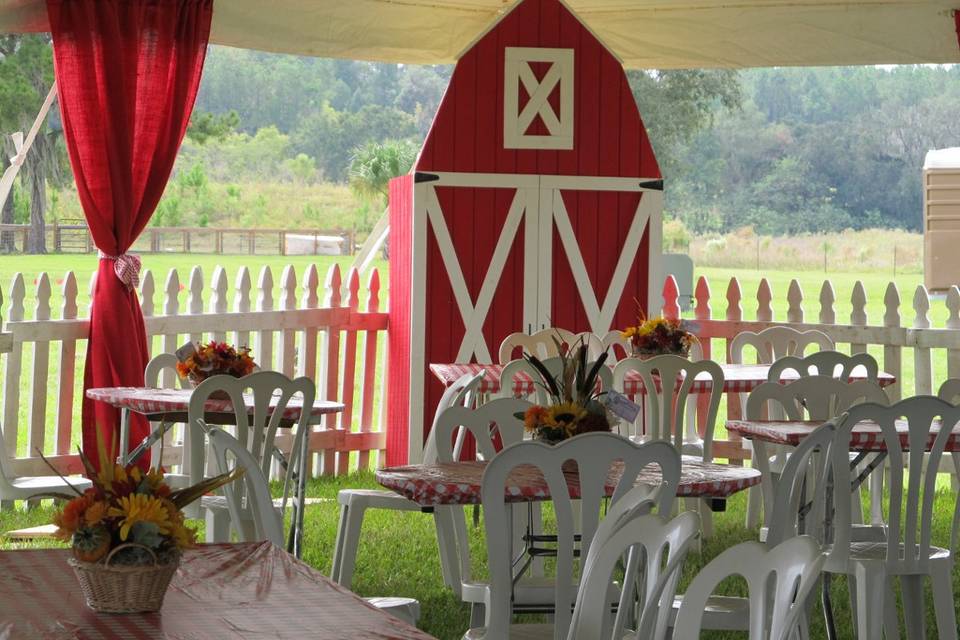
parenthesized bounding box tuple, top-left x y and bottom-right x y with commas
(0, 542, 436, 640)
(86, 387, 344, 424)
(727, 419, 960, 452)
(376, 456, 759, 506)
(429, 362, 895, 397)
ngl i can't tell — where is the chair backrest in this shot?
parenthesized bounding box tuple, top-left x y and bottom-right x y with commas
(730, 326, 835, 365)
(746, 376, 889, 422)
(143, 353, 189, 473)
(481, 433, 681, 639)
(600, 330, 632, 362)
(671, 536, 825, 640)
(938, 378, 960, 404)
(612, 355, 723, 457)
(186, 371, 316, 507)
(828, 397, 960, 574)
(569, 506, 700, 640)
(201, 422, 285, 546)
(499, 356, 613, 403)
(766, 421, 836, 547)
(422, 371, 486, 463)
(498, 328, 603, 363)
(429, 398, 532, 462)
(768, 350, 879, 382)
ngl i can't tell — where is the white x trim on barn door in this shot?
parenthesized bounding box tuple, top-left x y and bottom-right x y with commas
(424, 185, 528, 363)
(550, 189, 658, 334)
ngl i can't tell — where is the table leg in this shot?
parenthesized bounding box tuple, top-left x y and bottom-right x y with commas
(117, 409, 132, 465)
(291, 423, 310, 558)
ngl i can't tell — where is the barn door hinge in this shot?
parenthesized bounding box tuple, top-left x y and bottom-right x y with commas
(414, 172, 440, 183)
(638, 179, 664, 191)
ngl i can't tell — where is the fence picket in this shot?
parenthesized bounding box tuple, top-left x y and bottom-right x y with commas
(56, 272, 78, 455)
(358, 269, 382, 470)
(337, 269, 361, 475)
(662, 275, 680, 320)
(786, 279, 803, 323)
(947, 287, 960, 380)
(161, 269, 181, 383)
(28, 273, 51, 460)
(756, 278, 773, 322)
(299, 264, 320, 379)
(188, 267, 204, 347)
(210, 266, 228, 344)
(320, 264, 342, 476)
(2, 275, 22, 463)
(256, 266, 275, 371)
(849, 281, 867, 355)
(913, 285, 933, 395)
(883, 283, 903, 402)
(278, 266, 297, 377)
(819, 280, 835, 325)
(234, 266, 252, 352)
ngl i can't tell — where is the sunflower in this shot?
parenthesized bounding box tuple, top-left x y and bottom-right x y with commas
(108, 494, 173, 541)
(546, 402, 587, 433)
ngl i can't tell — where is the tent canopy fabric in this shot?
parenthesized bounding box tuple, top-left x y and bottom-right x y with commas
(1, 0, 959, 68)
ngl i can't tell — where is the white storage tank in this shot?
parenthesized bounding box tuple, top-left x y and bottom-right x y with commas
(923, 148, 960, 291)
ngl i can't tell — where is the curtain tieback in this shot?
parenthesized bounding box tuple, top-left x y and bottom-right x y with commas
(98, 250, 142, 290)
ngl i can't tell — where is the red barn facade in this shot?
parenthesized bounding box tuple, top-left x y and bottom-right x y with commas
(387, 0, 663, 464)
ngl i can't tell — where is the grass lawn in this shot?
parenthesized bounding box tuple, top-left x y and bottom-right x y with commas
(2, 473, 958, 639)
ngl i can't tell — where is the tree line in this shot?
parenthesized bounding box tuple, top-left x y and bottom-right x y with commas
(3, 36, 958, 252)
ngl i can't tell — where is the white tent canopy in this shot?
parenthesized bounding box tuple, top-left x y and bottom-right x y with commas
(1, 0, 959, 68)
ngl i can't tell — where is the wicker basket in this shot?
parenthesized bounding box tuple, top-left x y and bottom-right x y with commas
(68, 543, 179, 613)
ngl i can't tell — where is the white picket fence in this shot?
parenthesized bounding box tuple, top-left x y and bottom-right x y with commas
(3, 263, 960, 478)
(658, 274, 960, 460)
(1, 262, 387, 478)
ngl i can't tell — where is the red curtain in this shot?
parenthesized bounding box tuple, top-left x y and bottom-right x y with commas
(47, 0, 212, 467)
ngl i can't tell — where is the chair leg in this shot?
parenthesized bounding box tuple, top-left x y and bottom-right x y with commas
(852, 564, 886, 640)
(432, 507, 461, 593)
(869, 457, 885, 526)
(334, 499, 367, 589)
(745, 485, 763, 529)
(931, 563, 958, 640)
(883, 577, 900, 640)
(469, 603, 485, 629)
(331, 501, 350, 583)
(205, 508, 231, 543)
(900, 575, 925, 640)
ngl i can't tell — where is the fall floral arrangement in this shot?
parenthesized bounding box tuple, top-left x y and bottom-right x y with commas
(517, 337, 611, 444)
(621, 316, 697, 358)
(45, 435, 242, 612)
(175, 340, 256, 385)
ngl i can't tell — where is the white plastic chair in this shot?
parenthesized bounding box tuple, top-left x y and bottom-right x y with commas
(332, 371, 485, 591)
(568, 505, 700, 640)
(203, 423, 421, 627)
(186, 371, 314, 543)
(498, 328, 603, 363)
(825, 397, 960, 640)
(769, 350, 879, 382)
(143, 353, 190, 487)
(667, 536, 825, 640)
(464, 433, 681, 640)
(746, 376, 888, 533)
(939, 378, 960, 403)
(730, 326, 835, 366)
(612, 355, 723, 537)
(600, 329, 632, 361)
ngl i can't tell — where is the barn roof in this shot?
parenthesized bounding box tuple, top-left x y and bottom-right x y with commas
(1, 0, 959, 69)
(416, 0, 660, 179)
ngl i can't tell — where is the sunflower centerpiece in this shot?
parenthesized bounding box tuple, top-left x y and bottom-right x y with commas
(621, 315, 697, 358)
(518, 337, 611, 444)
(46, 435, 242, 613)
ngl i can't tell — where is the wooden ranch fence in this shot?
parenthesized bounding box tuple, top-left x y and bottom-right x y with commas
(0, 262, 387, 480)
